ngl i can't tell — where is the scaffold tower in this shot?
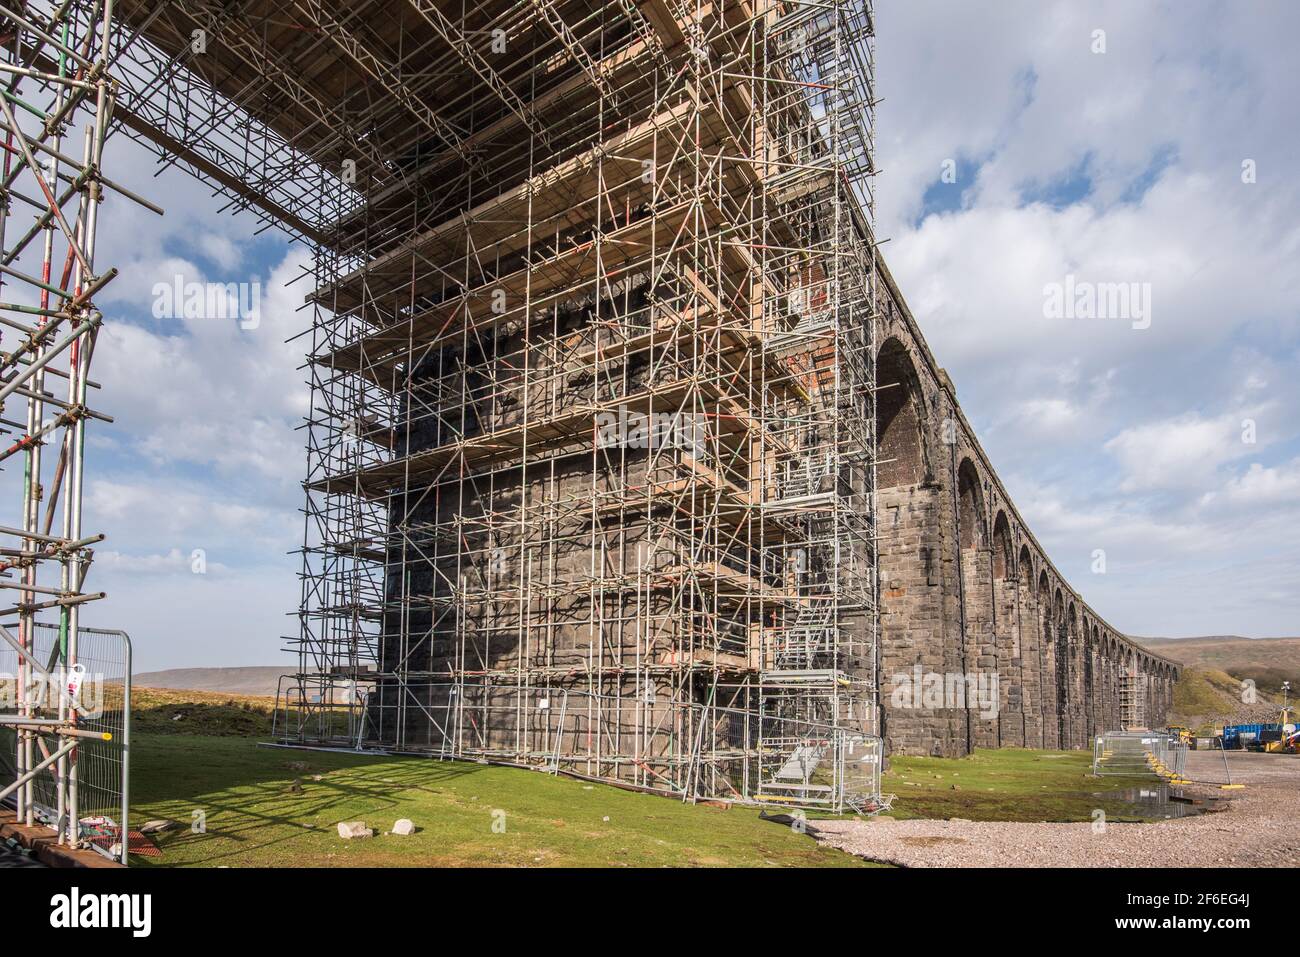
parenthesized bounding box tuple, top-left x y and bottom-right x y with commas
(0, 0, 140, 850)
(285, 0, 885, 811)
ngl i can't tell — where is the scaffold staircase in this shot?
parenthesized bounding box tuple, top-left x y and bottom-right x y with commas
(778, 452, 835, 500)
(774, 603, 837, 671)
(774, 741, 829, 782)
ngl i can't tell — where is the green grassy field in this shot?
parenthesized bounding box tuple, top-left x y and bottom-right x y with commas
(129, 735, 869, 868)
(124, 688, 1161, 866)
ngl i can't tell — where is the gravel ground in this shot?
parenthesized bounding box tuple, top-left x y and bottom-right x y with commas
(814, 751, 1300, 867)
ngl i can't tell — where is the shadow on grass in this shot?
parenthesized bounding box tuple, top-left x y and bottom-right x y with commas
(130, 736, 490, 866)
(127, 734, 870, 868)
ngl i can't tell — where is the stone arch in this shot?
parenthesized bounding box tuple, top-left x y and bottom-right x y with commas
(1085, 621, 1100, 736)
(991, 511, 1013, 579)
(955, 457, 994, 747)
(865, 276, 1158, 752)
(876, 337, 929, 487)
(957, 458, 986, 549)
(1053, 589, 1069, 745)
(984, 509, 1020, 745)
(1040, 576, 1057, 706)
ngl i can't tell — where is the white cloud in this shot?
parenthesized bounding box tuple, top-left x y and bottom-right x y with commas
(86, 478, 296, 555)
(81, 561, 296, 670)
(1206, 459, 1300, 509)
(93, 246, 311, 488)
(1009, 397, 1080, 434)
(878, 0, 1300, 636)
(1104, 412, 1256, 493)
(94, 548, 231, 576)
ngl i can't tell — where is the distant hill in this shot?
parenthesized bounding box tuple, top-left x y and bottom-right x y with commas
(132, 666, 286, 698)
(1134, 635, 1300, 695)
(1168, 667, 1284, 732)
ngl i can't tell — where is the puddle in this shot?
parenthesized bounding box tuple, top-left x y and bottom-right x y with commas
(1095, 785, 1226, 820)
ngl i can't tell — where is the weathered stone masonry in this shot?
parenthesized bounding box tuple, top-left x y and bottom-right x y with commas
(873, 257, 1179, 756)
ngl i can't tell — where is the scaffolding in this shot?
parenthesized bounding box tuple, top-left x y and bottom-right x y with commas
(0, 0, 140, 851)
(275, 1, 885, 812)
(1120, 670, 1147, 731)
(19, 0, 886, 813)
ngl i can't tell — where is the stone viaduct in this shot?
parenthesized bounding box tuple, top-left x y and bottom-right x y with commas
(873, 256, 1180, 756)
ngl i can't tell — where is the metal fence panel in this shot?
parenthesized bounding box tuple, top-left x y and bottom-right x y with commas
(1092, 729, 1187, 783)
(0, 624, 131, 863)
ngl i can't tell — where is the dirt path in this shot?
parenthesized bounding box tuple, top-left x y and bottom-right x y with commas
(814, 751, 1300, 867)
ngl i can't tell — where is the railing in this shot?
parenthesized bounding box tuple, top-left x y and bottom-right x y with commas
(1092, 730, 1187, 781)
(757, 712, 891, 815)
(0, 624, 131, 864)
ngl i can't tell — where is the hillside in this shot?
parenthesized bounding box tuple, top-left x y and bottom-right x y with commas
(1135, 635, 1299, 694)
(1168, 667, 1287, 733)
(130, 685, 276, 736)
(133, 665, 287, 697)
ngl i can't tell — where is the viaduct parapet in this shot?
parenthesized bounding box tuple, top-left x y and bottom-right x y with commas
(873, 256, 1180, 755)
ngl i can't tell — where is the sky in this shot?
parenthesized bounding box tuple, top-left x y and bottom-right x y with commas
(14, 0, 1295, 671)
(874, 0, 1300, 642)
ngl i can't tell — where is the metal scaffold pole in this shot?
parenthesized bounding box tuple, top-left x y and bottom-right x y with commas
(0, 0, 142, 858)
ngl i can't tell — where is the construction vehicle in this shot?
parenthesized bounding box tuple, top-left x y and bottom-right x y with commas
(1266, 681, 1295, 753)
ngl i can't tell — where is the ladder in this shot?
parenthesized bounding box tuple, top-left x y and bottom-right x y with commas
(774, 741, 829, 781)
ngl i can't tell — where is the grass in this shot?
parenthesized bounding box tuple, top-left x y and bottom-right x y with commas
(128, 735, 870, 868)
(124, 686, 1170, 866)
(129, 685, 276, 737)
(1172, 667, 1244, 715)
(874, 748, 1156, 823)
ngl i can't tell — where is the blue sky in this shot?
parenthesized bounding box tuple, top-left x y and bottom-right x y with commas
(27, 0, 1297, 671)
